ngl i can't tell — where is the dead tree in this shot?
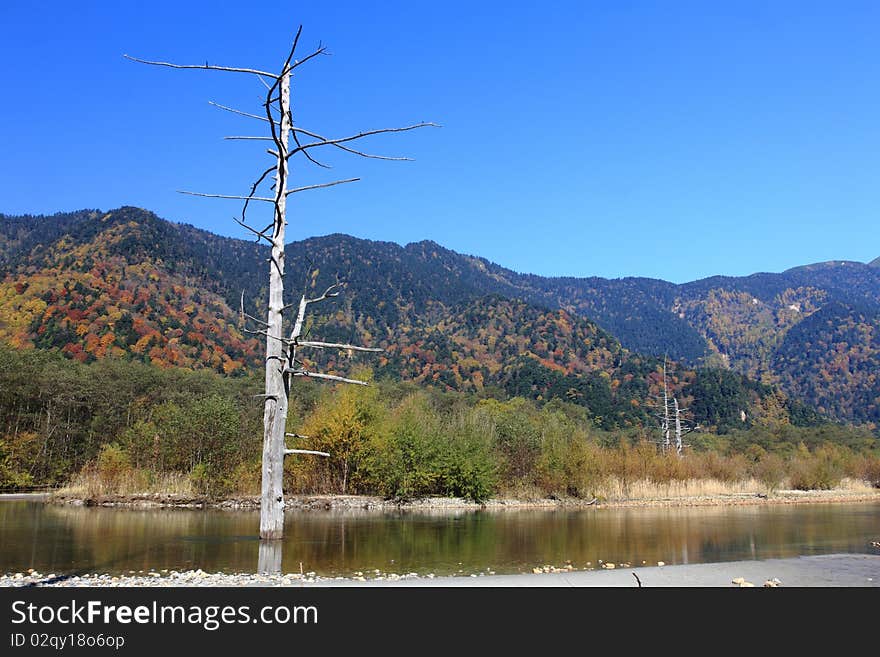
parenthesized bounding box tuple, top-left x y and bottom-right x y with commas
(671, 396, 698, 456)
(648, 356, 673, 452)
(649, 356, 698, 456)
(126, 27, 436, 543)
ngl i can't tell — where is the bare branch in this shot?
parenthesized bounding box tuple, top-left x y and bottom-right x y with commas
(208, 101, 274, 123)
(284, 369, 369, 386)
(296, 341, 383, 353)
(233, 216, 275, 245)
(293, 126, 412, 161)
(284, 449, 330, 457)
(291, 45, 328, 71)
(240, 164, 278, 229)
(282, 25, 303, 74)
(292, 129, 332, 169)
(240, 291, 269, 327)
(285, 433, 310, 440)
(286, 178, 359, 196)
(178, 190, 275, 202)
(307, 282, 343, 304)
(244, 329, 291, 344)
(289, 295, 308, 341)
(286, 123, 439, 161)
(123, 55, 277, 78)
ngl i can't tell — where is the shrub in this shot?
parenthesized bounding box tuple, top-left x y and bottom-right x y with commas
(851, 453, 880, 488)
(789, 443, 846, 490)
(225, 460, 261, 496)
(294, 379, 382, 494)
(96, 443, 131, 490)
(0, 438, 34, 489)
(190, 462, 210, 496)
(437, 410, 497, 502)
(367, 393, 442, 501)
(753, 453, 786, 493)
(481, 398, 542, 485)
(563, 439, 608, 499)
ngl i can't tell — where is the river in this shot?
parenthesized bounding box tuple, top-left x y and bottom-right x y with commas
(1, 499, 878, 577)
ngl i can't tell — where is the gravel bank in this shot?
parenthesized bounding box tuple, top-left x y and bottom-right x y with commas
(46, 488, 880, 511)
(3, 554, 878, 587)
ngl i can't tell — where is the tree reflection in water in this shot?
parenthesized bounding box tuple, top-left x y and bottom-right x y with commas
(0, 501, 877, 577)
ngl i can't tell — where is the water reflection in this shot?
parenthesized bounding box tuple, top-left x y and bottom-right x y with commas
(1, 501, 878, 577)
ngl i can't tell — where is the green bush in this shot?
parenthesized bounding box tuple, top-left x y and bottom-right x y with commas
(190, 462, 210, 496)
(368, 394, 441, 501)
(437, 409, 498, 502)
(0, 437, 34, 490)
(480, 397, 541, 485)
(96, 443, 131, 490)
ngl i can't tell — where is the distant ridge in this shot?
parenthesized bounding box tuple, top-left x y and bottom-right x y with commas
(1, 207, 879, 425)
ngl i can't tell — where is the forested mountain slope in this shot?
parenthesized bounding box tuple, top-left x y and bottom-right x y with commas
(1, 207, 877, 425)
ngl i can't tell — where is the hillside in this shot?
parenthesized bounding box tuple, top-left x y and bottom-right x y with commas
(1, 207, 878, 426)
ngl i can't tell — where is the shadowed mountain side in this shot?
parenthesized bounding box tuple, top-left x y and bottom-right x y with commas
(1, 207, 878, 424)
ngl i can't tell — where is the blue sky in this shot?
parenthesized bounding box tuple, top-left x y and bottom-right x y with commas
(1, 1, 877, 283)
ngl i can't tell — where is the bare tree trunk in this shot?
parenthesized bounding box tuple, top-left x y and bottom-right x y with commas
(662, 357, 670, 452)
(674, 396, 682, 456)
(260, 67, 290, 541)
(127, 26, 434, 551)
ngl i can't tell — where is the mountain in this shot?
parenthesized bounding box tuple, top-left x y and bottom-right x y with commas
(869, 256, 880, 268)
(1, 207, 878, 427)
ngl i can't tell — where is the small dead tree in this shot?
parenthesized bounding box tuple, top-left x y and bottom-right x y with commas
(671, 396, 698, 456)
(649, 356, 698, 456)
(126, 26, 436, 543)
(648, 356, 673, 452)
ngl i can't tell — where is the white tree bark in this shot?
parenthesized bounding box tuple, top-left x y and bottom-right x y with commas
(662, 357, 671, 451)
(127, 27, 433, 553)
(259, 67, 291, 541)
(674, 396, 683, 456)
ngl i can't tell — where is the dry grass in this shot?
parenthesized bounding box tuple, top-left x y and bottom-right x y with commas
(832, 477, 877, 493)
(550, 476, 875, 503)
(598, 476, 878, 502)
(595, 476, 767, 501)
(56, 467, 195, 498)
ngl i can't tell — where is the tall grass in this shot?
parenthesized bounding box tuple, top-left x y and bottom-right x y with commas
(58, 467, 195, 498)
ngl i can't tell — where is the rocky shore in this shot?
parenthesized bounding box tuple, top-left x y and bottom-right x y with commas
(47, 487, 880, 511)
(3, 553, 879, 587)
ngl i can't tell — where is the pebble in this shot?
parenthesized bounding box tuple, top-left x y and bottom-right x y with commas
(0, 568, 338, 587)
(0, 566, 789, 588)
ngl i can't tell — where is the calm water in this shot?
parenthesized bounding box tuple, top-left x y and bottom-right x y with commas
(1, 501, 879, 577)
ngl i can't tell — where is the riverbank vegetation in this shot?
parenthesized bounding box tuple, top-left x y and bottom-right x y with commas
(2, 346, 878, 501)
